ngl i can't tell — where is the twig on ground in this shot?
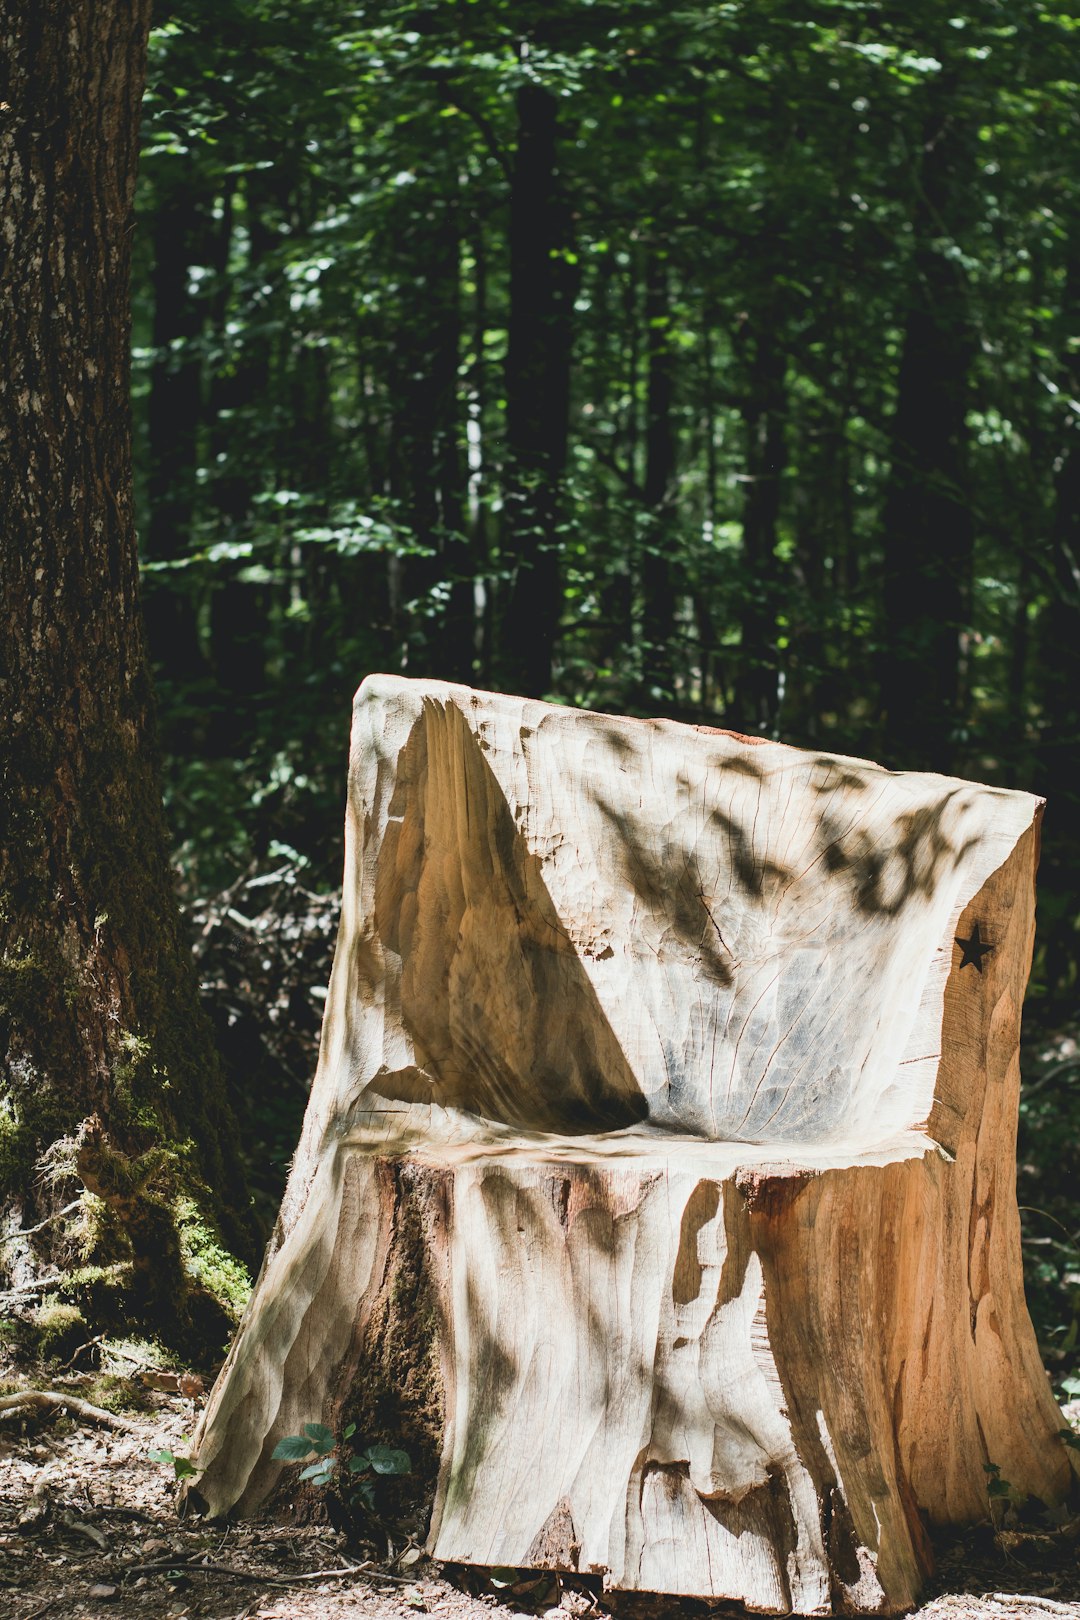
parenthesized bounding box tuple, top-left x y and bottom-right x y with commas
(60, 1333, 159, 1374)
(280, 1562, 413, 1584)
(19, 1603, 55, 1620)
(60, 1334, 106, 1371)
(125, 1555, 415, 1588)
(0, 1390, 140, 1433)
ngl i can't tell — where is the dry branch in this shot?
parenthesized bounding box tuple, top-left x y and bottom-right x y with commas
(124, 1556, 411, 1587)
(0, 1390, 140, 1433)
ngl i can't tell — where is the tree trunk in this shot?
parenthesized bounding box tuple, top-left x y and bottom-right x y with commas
(190, 677, 1074, 1612)
(1031, 244, 1080, 984)
(143, 185, 206, 689)
(207, 168, 273, 715)
(592, 255, 637, 700)
(880, 98, 975, 773)
(430, 200, 473, 684)
(389, 190, 472, 682)
(467, 214, 492, 683)
(0, 0, 253, 1354)
(497, 84, 575, 698)
(639, 251, 677, 701)
(734, 323, 786, 734)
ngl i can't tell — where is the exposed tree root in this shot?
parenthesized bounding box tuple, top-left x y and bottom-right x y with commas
(0, 1390, 141, 1433)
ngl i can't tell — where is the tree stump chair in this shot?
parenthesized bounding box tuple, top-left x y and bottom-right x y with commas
(190, 675, 1075, 1615)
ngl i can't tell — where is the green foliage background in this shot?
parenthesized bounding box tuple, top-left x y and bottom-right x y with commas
(133, 0, 1080, 1399)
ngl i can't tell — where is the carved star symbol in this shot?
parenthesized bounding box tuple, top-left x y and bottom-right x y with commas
(955, 921, 993, 973)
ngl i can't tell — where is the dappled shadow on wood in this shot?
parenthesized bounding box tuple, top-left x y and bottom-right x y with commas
(364, 697, 648, 1133)
(347, 693, 1019, 1152)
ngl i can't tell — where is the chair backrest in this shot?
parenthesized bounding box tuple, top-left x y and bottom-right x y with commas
(313, 676, 1040, 1158)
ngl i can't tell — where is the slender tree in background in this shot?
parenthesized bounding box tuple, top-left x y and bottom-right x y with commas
(143, 181, 206, 694)
(880, 78, 976, 772)
(498, 80, 575, 697)
(733, 314, 788, 735)
(0, 0, 252, 1354)
(639, 248, 678, 700)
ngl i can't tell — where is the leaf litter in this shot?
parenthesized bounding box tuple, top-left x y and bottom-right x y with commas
(1, 1378, 1079, 1620)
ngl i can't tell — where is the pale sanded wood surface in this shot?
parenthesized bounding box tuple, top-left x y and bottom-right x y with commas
(190, 676, 1076, 1615)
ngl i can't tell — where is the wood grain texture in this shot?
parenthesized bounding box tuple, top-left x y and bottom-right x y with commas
(190, 676, 1076, 1614)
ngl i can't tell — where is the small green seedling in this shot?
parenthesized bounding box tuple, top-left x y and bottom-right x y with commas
(148, 1446, 200, 1481)
(983, 1461, 1014, 1528)
(272, 1421, 410, 1511)
(272, 1420, 339, 1486)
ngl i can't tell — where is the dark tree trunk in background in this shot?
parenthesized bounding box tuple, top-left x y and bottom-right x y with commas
(1037, 249, 1080, 736)
(1033, 245, 1080, 957)
(880, 98, 975, 773)
(287, 341, 333, 671)
(639, 251, 677, 700)
(733, 323, 786, 734)
(468, 216, 493, 681)
(144, 187, 206, 689)
(429, 202, 473, 683)
(784, 405, 834, 741)
(355, 341, 397, 668)
(696, 305, 722, 711)
(0, 0, 252, 1353)
(391, 193, 473, 682)
(498, 83, 574, 698)
(208, 169, 275, 713)
(593, 254, 637, 694)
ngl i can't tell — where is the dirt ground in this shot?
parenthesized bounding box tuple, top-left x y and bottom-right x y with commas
(1, 1384, 1078, 1620)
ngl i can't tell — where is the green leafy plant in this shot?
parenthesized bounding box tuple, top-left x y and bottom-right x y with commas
(272, 1421, 410, 1511)
(148, 1445, 200, 1481)
(983, 1461, 1014, 1529)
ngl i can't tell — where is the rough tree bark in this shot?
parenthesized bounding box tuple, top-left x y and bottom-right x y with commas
(191, 676, 1075, 1614)
(0, 0, 253, 1350)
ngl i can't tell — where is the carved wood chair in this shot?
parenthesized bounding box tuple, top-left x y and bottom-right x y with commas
(191, 676, 1074, 1615)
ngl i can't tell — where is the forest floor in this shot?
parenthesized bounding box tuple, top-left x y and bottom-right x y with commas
(1, 1379, 1078, 1620)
